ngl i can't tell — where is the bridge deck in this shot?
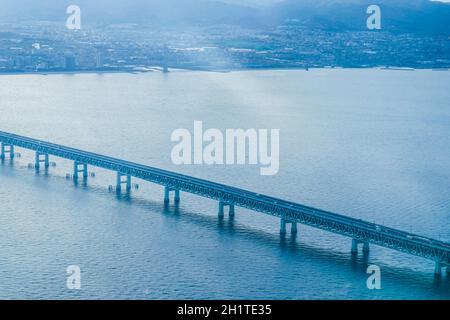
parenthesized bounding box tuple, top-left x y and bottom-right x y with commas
(1, 130, 449, 269)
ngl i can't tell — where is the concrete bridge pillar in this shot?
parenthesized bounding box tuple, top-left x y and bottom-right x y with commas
(174, 189, 180, 203)
(164, 186, 180, 204)
(351, 239, 370, 253)
(164, 186, 170, 204)
(218, 201, 224, 218)
(1, 143, 14, 160)
(280, 218, 287, 234)
(73, 161, 88, 180)
(229, 204, 235, 217)
(35, 152, 49, 170)
(280, 219, 297, 235)
(435, 262, 443, 276)
(116, 172, 131, 192)
(363, 242, 370, 253)
(351, 239, 359, 253)
(218, 201, 235, 218)
(291, 222, 298, 234)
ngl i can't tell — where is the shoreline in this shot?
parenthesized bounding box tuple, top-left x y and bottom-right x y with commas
(0, 70, 142, 76)
(0, 66, 448, 76)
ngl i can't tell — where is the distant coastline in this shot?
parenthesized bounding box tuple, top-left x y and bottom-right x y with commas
(0, 66, 449, 76)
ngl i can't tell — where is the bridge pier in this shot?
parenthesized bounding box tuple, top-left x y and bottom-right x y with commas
(164, 186, 180, 204)
(218, 201, 224, 217)
(363, 242, 370, 253)
(229, 204, 235, 217)
(218, 201, 235, 218)
(280, 219, 297, 234)
(351, 239, 370, 253)
(291, 222, 298, 234)
(35, 152, 49, 170)
(164, 186, 170, 203)
(116, 172, 132, 192)
(0, 143, 14, 160)
(435, 262, 443, 276)
(351, 239, 358, 253)
(73, 161, 88, 180)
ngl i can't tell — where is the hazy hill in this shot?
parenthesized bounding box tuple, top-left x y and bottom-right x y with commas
(270, 0, 450, 34)
(0, 0, 449, 34)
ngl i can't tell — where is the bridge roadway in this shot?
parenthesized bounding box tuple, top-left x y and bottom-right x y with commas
(1, 130, 449, 275)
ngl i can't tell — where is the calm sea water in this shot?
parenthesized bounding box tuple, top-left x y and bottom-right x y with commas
(0, 69, 449, 299)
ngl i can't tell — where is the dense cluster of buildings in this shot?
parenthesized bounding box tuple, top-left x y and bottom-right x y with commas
(0, 21, 449, 73)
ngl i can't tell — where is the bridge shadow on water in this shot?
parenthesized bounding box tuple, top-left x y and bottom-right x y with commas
(2, 160, 450, 298)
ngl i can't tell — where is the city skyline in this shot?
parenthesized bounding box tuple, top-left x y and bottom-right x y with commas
(0, 1, 449, 73)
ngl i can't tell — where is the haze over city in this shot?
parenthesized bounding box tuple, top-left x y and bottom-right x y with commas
(0, 0, 449, 72)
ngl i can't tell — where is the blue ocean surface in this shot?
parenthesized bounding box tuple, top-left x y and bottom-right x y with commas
(0, 69, 449, 299)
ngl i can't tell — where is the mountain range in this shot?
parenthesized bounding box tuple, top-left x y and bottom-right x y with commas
(0, 0, 449, 34)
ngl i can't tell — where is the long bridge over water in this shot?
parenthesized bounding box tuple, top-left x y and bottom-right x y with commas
(1, 130, 449, 275)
